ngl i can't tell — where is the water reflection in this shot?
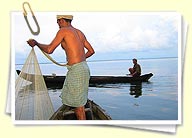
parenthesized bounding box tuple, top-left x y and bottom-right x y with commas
(129, 82, 142, 98)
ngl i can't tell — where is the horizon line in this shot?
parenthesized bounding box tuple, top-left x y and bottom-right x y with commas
(15, 56, 178, 65)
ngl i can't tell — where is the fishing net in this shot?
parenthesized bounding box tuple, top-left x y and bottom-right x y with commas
(15, 48, 54, 120)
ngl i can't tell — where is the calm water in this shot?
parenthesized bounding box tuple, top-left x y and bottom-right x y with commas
(16, 58, 179, 120)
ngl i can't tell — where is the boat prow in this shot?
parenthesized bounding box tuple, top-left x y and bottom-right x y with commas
(49, 99, 112, 120)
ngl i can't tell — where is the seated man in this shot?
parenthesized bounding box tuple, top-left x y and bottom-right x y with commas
(129, 58, 141, 77)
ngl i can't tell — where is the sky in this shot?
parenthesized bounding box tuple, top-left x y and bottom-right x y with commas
(12, 12, 181, 64)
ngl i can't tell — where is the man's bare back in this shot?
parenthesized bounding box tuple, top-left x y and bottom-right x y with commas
(60, 27, 87, 65)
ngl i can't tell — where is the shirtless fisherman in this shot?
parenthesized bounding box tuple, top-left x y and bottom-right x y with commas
(27, 15, 95, 120)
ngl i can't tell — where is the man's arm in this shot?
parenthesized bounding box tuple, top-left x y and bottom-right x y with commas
(27, 30, 64, 54)
(84, 40, 95, 58)
(81, 33, 95, 58)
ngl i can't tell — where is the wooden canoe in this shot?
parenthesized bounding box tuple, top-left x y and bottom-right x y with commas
(49, 99, 112, 120)
(16, 70, 153, 89)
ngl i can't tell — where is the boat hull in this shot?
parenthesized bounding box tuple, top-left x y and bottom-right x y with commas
(44, 73, 153, 88)
(16, 70, 153, 89)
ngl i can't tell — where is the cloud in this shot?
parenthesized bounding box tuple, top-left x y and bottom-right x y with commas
(90, 13, 179, 53)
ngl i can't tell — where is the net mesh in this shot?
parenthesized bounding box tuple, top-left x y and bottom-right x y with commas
(15, 48, 54, 120)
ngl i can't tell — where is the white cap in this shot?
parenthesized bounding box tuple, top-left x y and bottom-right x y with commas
(56, 15, 73, 20)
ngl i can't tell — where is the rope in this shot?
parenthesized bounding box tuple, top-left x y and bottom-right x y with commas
(22, 2, 40, 35)
(40, 49, 67, 66)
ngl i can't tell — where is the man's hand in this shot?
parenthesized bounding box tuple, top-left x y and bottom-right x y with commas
(27, 39, 38, 47)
